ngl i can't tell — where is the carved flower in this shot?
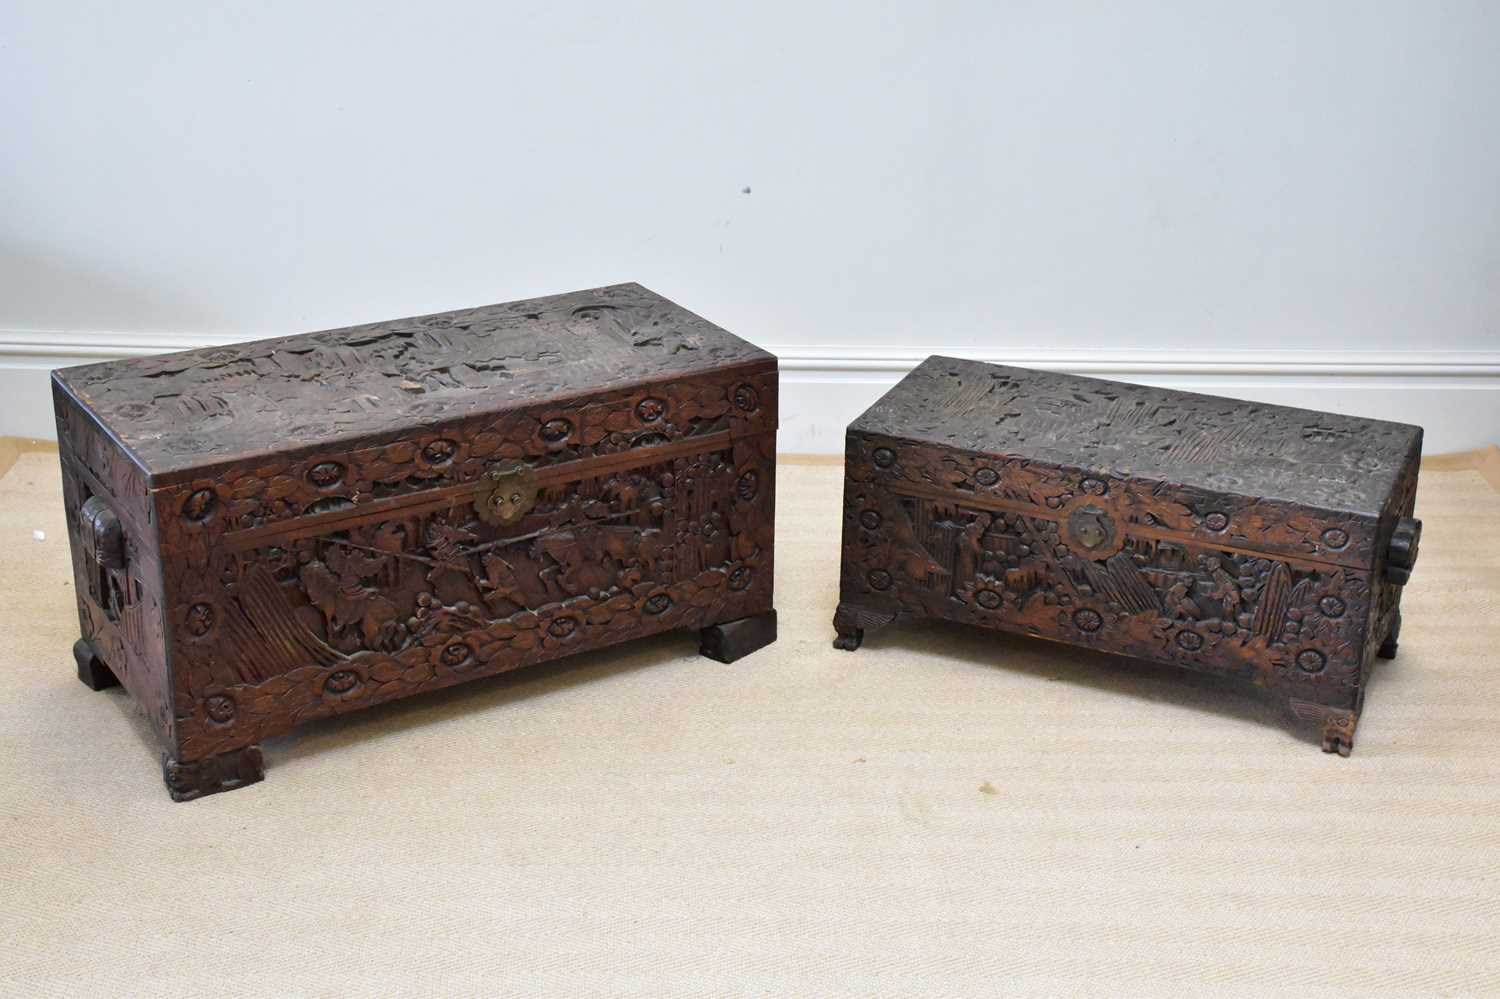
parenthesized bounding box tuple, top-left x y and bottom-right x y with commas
(322, 669, 365, 701)
(413, 437, 469, 474)
(422, 439, 457, 465)
(732, 384, 759, 412)
(438, 639, 476, 669)
(1295, 648, 1327, 674)
(204, 694, 236, 725)
(1072, 608, 1103, 633)
(538, 418, 573, 444)
(1288, 575, 1358, 648)
(306, 461, 344, 488)
(955, 574, 1005, 614)
(325, 669, 360, 693)
(1153, 618, 1221, 659)
(635, 397, 667, 423)
(1058, 601, 1122, 637)
(546, 616, 579, 640)
(181, 487, 220, 523)
(185, 602, 216, 638)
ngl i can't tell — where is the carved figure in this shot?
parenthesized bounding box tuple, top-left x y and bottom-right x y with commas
(1201, 556, 1242, 623)
(300, 548, 404, 652)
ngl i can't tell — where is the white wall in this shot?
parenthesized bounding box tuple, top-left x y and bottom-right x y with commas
(3, 1, 1498, 450)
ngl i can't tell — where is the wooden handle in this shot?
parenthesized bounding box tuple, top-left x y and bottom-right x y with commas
(80, 496, 125, 569)
(1385, 517, 1420, 585)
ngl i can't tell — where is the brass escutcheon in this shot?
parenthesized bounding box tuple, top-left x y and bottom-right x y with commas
(1066, 504, 1116, 554)
(478, 460, 539, 526)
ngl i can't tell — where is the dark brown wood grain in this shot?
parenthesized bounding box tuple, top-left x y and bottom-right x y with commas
(54, 284, 778, 800)
(833, 357, 1422, 756)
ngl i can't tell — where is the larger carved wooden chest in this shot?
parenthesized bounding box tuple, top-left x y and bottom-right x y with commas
(833, 357, 1421, 755)
(54, 284, 777, 800)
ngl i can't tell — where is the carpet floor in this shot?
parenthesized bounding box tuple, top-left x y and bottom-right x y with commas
(2, 447, 1497, 997)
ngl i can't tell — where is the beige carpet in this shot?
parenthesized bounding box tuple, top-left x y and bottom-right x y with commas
(2, 447, 1498, 997)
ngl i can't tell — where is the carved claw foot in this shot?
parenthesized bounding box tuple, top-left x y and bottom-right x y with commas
(832, 628, 863, 652)
(1322, 721, 1356, 757)
(832, 601, 897, 653)
(1289, 698, 1358, 757)
(699, 609, 777, 664)
(162, 745, 265, 802)
(73, 638, 119, 691)
(1378, 610, 1402, 660)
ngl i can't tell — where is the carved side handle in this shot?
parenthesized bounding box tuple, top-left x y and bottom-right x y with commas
(80, 495, 126, 569)
(1385, 516, 1420, 585)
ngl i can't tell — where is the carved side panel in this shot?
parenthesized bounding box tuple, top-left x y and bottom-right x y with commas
(153, 372, 776, 761)
(838, 433, 1373, 709)
(54, 382, 174, 749)
(1366, 435, 1422, 666)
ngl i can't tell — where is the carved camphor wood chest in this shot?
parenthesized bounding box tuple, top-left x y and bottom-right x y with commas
(833, 357, 1421, 756)
(54, 284, 777, 800)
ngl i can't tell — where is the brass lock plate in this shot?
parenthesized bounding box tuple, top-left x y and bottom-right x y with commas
(1062, 496, 1124, 559)
(477, 460, 539, 526)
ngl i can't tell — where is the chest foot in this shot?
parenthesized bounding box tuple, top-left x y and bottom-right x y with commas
(73, 638, 119, 691)
(162, 746, 265, 802)
(1289, 698, 1359, 757)
(1377, 610, 1402, 660)
(832, 601, 898, 652)
(699, 609, 777, 664)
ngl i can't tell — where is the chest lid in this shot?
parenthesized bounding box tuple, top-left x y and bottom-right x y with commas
(853, 357, 1420, 520)
(53, 283, 774, 483)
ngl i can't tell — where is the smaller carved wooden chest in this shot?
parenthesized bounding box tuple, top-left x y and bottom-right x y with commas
(55, 284, 777, 800)
(833, 357, 1421, 755)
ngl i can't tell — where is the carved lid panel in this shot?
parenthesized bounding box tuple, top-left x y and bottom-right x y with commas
(851, 356, 1421, 516)
(53, 284, 774, 479)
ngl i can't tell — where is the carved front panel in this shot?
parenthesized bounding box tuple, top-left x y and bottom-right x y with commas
(839, 433, 1373, 708)
(153, 373, 775, 760)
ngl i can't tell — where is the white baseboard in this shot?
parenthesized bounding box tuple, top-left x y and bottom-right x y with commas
(4, 332, 1498, 454)
(775, 345, 1500, 455)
